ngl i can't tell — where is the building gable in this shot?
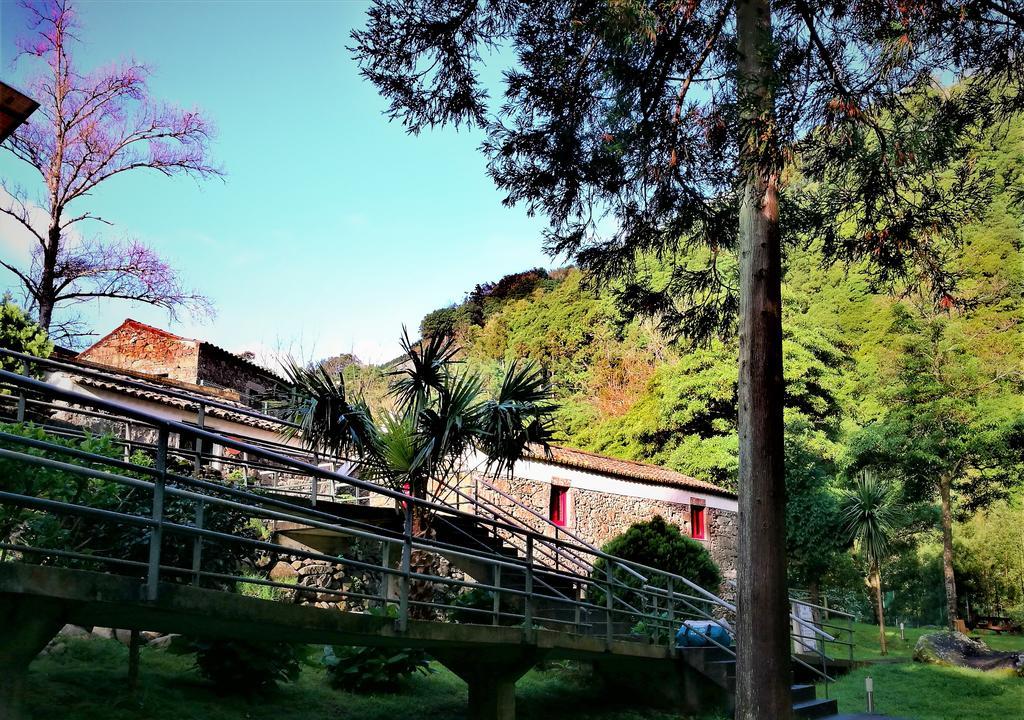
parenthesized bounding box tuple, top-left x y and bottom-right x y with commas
(78, 319, 200, 384)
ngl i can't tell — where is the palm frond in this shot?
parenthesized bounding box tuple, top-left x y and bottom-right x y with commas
(389, 327, 460, 412)
(277, 359, 375, 456)
(477, 361, 556, 477)
(840, 470, 904, 565)
(358, 412, 432, 492)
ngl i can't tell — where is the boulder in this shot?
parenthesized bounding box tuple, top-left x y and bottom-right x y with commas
(146, 633, 184, 651)
(91, 626, 115, 640)
(58, 624, 90, 639)
(269, 561, 298, 580)
(914, 630, 1022, 675)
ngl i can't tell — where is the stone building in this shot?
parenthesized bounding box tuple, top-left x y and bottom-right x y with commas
(475, 445, 739, 579)
(77, 319, 284, 405)
(40, 318, 740, 579)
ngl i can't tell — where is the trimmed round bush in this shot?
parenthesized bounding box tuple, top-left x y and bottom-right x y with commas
(589, 515, 721, 611)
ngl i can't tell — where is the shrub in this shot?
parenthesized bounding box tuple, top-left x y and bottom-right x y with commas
(322, 644, 432, 693)
(0, 423, 262, 584)
(189, 638, 302, 695)
(0, 295, 51, 373)
(322, 607, 432, 692)
(589, 515, 721, 613)
(446, 586, 517, 625)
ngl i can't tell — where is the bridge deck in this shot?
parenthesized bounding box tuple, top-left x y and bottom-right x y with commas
(0, 562, 671, 661)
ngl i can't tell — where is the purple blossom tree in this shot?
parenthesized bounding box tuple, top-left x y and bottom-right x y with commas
(1, 0, 221, 343)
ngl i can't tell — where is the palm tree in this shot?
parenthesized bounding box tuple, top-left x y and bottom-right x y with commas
(281, 330, 555, 617)
(840, 470, 903, 656)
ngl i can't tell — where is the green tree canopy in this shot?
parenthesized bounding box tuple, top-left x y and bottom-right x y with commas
(0, 295, 53, 372)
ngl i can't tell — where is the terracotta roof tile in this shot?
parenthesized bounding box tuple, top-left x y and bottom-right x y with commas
(526, 444, 736, 498)
(68, 369, 286, 432)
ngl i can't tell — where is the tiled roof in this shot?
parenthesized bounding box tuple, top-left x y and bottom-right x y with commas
(64, 362, 287, 433)
(526, 444, 736, 498)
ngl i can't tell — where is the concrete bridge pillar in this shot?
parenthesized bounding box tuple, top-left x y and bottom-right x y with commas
(0, 595, 69, 720)
(433, 649, 542, 720)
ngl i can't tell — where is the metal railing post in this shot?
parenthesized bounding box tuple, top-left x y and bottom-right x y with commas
(399, 509, 412, 632)
(311, 452, 319, 506)
(380, 541, 391, 608)
(668, 578, 676, 655)
(605, 562, 614, 647)
(493, 565, 502, 626)
(193, 403, 205, 476)
(575, 585, 583, 634)
(15, 359, 28, 422)
(524, 535, 535, 632)
(191, 500, 205, 586)
(848, 614, 854, 666)
(652, 589, 660, 642)
(146, 427, 169, 602)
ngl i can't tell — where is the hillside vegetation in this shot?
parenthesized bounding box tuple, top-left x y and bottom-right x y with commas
(338, 119, 1023, 624)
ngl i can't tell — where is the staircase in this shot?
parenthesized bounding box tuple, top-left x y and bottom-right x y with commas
(0, 348, 852, 718)
(677, 647, 839, 718)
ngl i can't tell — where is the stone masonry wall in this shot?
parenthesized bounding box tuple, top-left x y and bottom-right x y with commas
(479, 472, 738, 581)
(196, 346, 278, 398)
(79, 323, 199, 384)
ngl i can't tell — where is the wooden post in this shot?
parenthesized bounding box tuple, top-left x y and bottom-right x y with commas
(128, 630, 141, 690)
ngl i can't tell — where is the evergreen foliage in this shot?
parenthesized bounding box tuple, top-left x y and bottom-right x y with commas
(0, 295, 52, 372)
(590, 516, 720, 612)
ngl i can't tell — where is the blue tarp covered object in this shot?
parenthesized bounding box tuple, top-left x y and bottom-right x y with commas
(675, 620, 733, 648)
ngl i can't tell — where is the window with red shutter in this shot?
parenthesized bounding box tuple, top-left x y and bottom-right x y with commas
(549, 486, 568, 527)
(690, 504, 706, 540)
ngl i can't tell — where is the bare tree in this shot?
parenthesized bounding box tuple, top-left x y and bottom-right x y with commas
(1, 0, 221, 344)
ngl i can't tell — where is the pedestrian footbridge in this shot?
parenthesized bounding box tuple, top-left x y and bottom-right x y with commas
(0, 353, 853, 719)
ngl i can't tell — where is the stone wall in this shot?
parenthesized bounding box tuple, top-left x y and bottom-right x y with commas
(79, 322, 199, 384)
(269, 538, 465, 618)
(196, 346, 279, 398)
(477, 472, 738, 581)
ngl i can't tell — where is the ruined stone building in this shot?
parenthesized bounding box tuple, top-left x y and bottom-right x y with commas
(77, 319, 284, 404)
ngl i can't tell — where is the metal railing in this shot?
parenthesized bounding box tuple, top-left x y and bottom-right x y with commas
(0, 350, 847, 692)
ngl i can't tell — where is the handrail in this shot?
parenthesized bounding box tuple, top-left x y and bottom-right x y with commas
(0, 367, 727, 607)
(0, 362, 845, 696)
(0, 347, 299, 430)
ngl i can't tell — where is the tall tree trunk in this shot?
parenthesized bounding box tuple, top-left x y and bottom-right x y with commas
(407, 494, 437, 620)
(870, 562, 887, 655)
(35, 223, 61, 332)
(939, 475, 958, 629)
(734, 1, 790, 719)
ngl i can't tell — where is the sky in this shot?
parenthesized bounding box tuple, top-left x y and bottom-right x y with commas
(0, 0, 555, 363)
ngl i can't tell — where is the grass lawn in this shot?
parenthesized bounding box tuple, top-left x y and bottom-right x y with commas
(24, 638, 723, 720)
(847, 621, 1024, 661)
(823, 662, 1023, 720)
(822, 623, 1023, 720)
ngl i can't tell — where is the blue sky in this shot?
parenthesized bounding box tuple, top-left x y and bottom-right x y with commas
(0, 0, 555, 363)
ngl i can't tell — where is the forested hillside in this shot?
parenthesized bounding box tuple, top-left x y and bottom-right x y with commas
(341, 119, 1024, 623)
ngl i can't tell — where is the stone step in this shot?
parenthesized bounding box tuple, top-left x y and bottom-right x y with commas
(791, 683, 816, 703)
(793, 697, 839, 718)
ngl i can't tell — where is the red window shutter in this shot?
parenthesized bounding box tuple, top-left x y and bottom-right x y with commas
(690, 505, 706, 540)
(549, 486, 568, 527)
